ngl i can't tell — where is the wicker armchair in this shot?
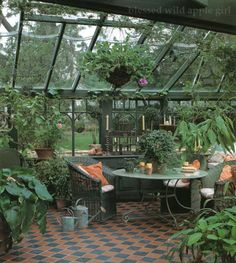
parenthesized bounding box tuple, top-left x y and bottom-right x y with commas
(201, 160, 236, 211)
(66, 156, 116, 221)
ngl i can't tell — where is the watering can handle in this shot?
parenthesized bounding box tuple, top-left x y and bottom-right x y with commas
(75, 198, 85, 206)
(56, 207, 75, 225)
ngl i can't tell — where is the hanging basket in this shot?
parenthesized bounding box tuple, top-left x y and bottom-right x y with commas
(106, 66, 131, 87)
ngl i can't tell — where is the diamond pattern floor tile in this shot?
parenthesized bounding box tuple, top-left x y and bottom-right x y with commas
(0, 202, 185, 262)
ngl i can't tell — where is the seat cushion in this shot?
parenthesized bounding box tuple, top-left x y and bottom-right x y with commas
(101, 184, 114, 193)
(79, 162, 109, 186)
(163, 179, 190, 188)
(200, 188, 214, 198)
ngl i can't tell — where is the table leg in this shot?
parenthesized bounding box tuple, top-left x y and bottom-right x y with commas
(191, 179, 201, 212)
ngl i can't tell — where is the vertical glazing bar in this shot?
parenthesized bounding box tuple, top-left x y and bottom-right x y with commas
(71, 99, 75, 156)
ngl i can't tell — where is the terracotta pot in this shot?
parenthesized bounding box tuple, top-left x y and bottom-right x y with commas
(55, 198, 67, 211)
(35, 148, 54, 159)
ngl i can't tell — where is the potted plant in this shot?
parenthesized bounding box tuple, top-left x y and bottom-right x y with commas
(3, 87, 64, 158)
(168, 206, 236, 263)
(35, 157, 70, 210)
(138, 129, 177, 173)
(81, 41, 154, 87)
(0, 167, 52, 254)
(144, 106, 161, 131)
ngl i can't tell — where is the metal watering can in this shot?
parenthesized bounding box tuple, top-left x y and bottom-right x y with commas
(71, 199, 106, 228)
(57, 208, 78, 232)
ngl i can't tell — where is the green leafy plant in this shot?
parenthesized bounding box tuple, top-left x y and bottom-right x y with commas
(0, 167, 52, 243)
(138, 129, 177, 165)
(168, 206, 236, 263)
(144, 106, 160, 130)
(81, 41, 154, 87)
(2, 87, 64, 151)
(175, 104, 236, 154)
(35, 157, 70, 199)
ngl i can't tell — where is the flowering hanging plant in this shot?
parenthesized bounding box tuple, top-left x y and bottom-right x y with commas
(81, 41, 154, 87)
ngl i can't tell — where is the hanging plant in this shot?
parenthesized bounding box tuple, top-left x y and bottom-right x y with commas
(81, 41, 154, 87)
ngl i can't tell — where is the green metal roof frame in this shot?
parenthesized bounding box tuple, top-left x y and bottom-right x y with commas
(31, 0, 236, 35)
(3, 1, 235, 99)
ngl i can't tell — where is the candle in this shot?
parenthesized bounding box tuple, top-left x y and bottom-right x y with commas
(114, 137, 117, 143)
(173, 116, 176, 125)
(164, 114, 166, 124)
(105, 115, 109, 131)
(169, 115, 172, 125)
(142, 115, 145, 131)
(136, 137, 139, 142)
(4, 107, 7, 113)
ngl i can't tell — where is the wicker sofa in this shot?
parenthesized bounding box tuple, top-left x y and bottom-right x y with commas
(65, 156, 116, 221)
(200, 160, 236, 210)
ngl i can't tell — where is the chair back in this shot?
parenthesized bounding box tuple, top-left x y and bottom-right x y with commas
(0, 148, 21, 169)
(202, 160, 236, 188)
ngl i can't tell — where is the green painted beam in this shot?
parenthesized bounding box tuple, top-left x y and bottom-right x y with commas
(217, 74, 226, 92)
(12, 11, 24, 88)
(152, 25, 185, 71)
(72, 14, 107, 92)
(192, 56, 204, 88)
(31, 0, 236, 35)
(24, 14, 148, 29)
(44, 23, 66, 92)
(163, 52, 200, 92)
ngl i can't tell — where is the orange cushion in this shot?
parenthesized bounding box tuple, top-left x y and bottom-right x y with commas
(79, 162, 109, 186)
(192, 160, 200, 170)
(219, 165, 232, 181)
(230, 165, 236, 187)
(224, 155, 236, 161)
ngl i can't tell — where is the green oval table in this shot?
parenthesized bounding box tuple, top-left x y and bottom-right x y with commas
(113, 168, 208, 226)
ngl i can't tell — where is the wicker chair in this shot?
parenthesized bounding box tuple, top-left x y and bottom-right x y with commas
(201, 160, 236, 211)
(66, 156, 116, 221)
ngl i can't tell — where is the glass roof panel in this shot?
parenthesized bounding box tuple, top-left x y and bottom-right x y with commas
(15, 21, 58, 89)
(49, 24, 97, 90)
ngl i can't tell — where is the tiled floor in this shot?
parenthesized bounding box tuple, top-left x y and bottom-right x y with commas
(0, 202, 183, 263)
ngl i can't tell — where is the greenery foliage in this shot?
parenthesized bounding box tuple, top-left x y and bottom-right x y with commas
(35, 157, 70, 199)
(2, 87, 64, 151)
(81, 41, 154, 86)
(0, 168, 52, 243)
(168, 206, 236, 263)
(138, 129, 176, 164)
(174, 103, 236, 154)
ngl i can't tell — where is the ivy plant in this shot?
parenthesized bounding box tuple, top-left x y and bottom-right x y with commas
(0, 168, 52, 243)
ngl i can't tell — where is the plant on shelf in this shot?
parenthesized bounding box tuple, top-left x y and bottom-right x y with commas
(35, 157, 70, 209)
(0, 167, 52, 253)
(168, 206, 236, 263)
(138, 129, 178, 172)
(81, 41, 154, 87)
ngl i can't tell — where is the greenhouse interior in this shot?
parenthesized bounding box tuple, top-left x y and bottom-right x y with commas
(0, 0, 236, 262)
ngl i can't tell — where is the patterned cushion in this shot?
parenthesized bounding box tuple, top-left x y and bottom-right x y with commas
(101, 184, 114, 193)
(200, 188, 214, 198)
